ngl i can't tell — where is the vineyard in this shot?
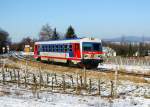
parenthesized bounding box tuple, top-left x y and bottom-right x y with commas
(0, 55, 150, 107)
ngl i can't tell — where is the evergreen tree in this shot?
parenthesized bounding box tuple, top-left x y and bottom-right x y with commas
(65, 25, 77, 39)
(0, 28, 10, 54)
(138, 42, 144, 56)
(128, 43, 133, 57)
(52, 28, 59, 40)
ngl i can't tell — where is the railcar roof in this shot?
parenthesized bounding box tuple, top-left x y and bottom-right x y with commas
(35, 38, 101, 45)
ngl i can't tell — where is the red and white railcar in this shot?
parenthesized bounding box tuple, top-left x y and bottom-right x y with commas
(34, 38, 103, 68)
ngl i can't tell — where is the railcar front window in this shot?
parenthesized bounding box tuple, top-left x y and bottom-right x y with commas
(83, 43, 102, 51)
(93, 43, 101, 51)
(83, 43, 92, 51)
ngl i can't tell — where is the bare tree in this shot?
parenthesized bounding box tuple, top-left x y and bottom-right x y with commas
(11, 37, 36, 51)
(39, 24, 53, 41)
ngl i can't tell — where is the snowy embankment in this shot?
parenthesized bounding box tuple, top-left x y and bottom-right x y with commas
(98, 63, 150, 74)
(0, 85, 150, 107)
(0, 94, 149, 107)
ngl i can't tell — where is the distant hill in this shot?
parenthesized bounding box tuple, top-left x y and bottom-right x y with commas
(103, 36, 150, 43)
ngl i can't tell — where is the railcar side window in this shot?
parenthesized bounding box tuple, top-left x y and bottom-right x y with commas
(51, 45, 52, 52)
(59, 45, 61, 52)
(60, 45, 63, 52)
(64, 44, 67, 52)
(56, 45, 58, 52)
(69, 44, 72, 51)
(42, 45, 44, 52)
(61, 48, 63, 52)
(52, 45, 54, 52)
(69, 49, 72, 51)
(62, 44, 64, 52)
(65, 48, 67, 52)
(54, 45, 57, 52)
(56, 45, 58, 48)
(45, 45, 48, 52)
(42, 45, 45, 52)
(69, 44, 72, 48)
(60, 45, 63, 49)
(49, 45, 51, 52)
(64, 44, 67, 48)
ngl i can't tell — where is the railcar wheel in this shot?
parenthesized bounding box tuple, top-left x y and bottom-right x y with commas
(78, 63, 99, 69)
(67, 60, 74, 67)
(91, 64, 99, 68)
(36, 57, 41, 61)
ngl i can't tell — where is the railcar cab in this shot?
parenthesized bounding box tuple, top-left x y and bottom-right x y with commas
(80, 38, 103, 68)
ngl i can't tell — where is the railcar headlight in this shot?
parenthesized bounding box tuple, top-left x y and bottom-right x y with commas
(98, 55, 102, 58)
(84, 54, 88, 57)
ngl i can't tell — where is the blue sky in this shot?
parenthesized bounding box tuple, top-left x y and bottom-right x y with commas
(0, 0, 150, 42)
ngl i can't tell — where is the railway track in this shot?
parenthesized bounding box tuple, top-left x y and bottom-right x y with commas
(8, 51, 150, 80)
(95, 68, 150, 78)
(10, 51, 37, 62)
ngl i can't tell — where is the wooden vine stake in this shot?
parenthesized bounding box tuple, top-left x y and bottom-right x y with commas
(80, 76, 83, 88)
(17, 70, 20, 86)
(89, 79, 92, 94)
(51, 77, 54, 91)
(83, 66, 87, 88)
(10, 70, 13, 81)
(2, 67, 5, 85)
(70, 75, 74, 87)
(98, 79, 101, 96)
(62, 75, 66, 92)
(110, 81, 114, 98)
(76, 72, 79, 94)
(54, 73, 57, 85)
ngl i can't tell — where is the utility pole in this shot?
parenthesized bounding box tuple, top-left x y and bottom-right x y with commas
(114, 59, 119, 98)
(7, 45, 10, 54)
(2, 47, 5, 54)
(114, 66, 118, 98)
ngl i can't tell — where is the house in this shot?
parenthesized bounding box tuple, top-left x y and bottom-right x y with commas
(103, 47, 116, 57)
(134, 50, 150, 56)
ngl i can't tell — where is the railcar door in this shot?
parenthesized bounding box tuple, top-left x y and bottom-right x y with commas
(34, 45, 38, 58)
(69, 44, 74, 57)
(74, 43, 81, 58)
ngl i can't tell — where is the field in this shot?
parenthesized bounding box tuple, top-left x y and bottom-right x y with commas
(0, 54, 150, 107)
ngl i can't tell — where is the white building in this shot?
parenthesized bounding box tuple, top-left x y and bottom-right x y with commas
(103, 47, 116, 57)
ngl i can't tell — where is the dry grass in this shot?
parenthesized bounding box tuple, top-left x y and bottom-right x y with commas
(5, 64, 20, 69)
(85, 70, 147, 83)
(12, 58, 148, 84)
(16, 60, 79, 74)
(0, 91, 11, 96)
(144, 95, 150, 99)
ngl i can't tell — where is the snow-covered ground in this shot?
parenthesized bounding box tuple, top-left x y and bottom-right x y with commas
(0, 85, 150, 107)
(0, 94, 149, 107)
(0, 70, 149, 107)
(98, 63, 150, 74)
(0, 57, 150, 107)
